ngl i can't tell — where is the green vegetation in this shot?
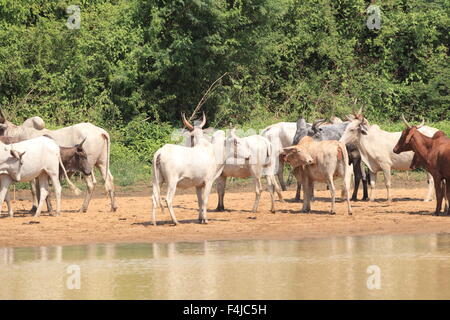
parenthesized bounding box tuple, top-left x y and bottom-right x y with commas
(0, 0, 448, 186)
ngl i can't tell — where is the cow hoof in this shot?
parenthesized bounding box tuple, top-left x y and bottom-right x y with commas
(330, 211, 336, 215)
(351, 197, 358, 202)
(199, 219, 208, 224)
(29, 206, 37, 213)
(215, 207, 225, 212)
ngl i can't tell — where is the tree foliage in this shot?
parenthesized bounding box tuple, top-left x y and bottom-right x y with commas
(0, 0, 448, 131)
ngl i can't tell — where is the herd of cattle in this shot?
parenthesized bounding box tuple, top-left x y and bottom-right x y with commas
(151, 110, 450, 225)
(0, 110, 116, 217)
(0, 109, 448, 225)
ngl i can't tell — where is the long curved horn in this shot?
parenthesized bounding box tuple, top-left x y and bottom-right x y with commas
(416, 119, 425, 129)
(312, 119, 325, 132)
(181, 113, 194, 131)
(0, 109, 5, 124)
(401, 114, 411, 128)
(199, 111, 206, 128)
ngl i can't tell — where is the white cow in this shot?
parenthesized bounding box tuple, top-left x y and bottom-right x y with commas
(212, 129, 283, 213)
(339, 115, 438, 202)
(0, 146, 25, 215)
(0, 136, 80, 217)
(261, 122, 298, 192)
(0, 111, 116, 212)
(151, 114, 224, 226)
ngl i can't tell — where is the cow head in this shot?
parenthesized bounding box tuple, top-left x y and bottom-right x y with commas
(224, 128, 251, 164)
(0, 147, 25, 182)
(0, 109, 14, 136)
(393, 115, 424, 154)
(182, 112, 206, 146)
(292, 118, 311, 145)
(74, 137, 92, 175)
(339, 116, 369, 145)
(65, 137, 92, 176)
(282, 146, 314, 168)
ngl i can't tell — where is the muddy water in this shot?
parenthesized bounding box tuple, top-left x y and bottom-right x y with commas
(1, 233, 450, 300)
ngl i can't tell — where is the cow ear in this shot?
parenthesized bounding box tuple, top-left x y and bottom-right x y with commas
(404, 129, 415, 144)
(283, 146, 297, 153)
(359, 124, 368, 135)
(10, 150, 20, 159)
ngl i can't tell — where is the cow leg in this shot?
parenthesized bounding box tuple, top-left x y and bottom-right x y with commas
(277, 161, 287, 191)
(424, 173, 435, 202)
(49, 174, 62, 216)
(151, 177, 164, 226)
(434, 177, 444, 216)
(30, 180, 39, 213)
(45, 193, 53, 214)
(4, 191, 13, 217)
(327, 176, 336, 215)
(80, 174, 96, 213)
(351, 159, 361, 201)
(98, 164, 118, 212)
(444, 180, 450, 215)
(266, 175, 277, 213)
(272, 174, 284, 201)
(35, 175, 49, 217)
(381, 166, 392, 202)
(252, 177, 262, 213)
(196, 186, 204, 222)
(164, 182, 178, 225)
(301, 176, 311, 213)
(295, 182, 301, 201)
(0, 177, 13, 217)
(215, 175, 226, 212)
(200, 183, 213, 224)
(369, 171, 377, 202)
(362, 167, 369, 201)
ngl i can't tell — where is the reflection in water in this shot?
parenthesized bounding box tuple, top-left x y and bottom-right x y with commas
(1, 233, 450, 299)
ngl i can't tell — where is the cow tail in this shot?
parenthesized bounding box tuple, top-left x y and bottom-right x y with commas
(59, 154, 81, 196)
(101, 132, 112, 187)
(340, 142, 351, 191)
(262, 139, 273, 168)
(152, 152, 163, 209)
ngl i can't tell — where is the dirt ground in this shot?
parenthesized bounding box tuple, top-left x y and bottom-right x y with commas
(1, 179, 449, 248)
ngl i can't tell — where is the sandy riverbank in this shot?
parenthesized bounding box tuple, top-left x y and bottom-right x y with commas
(0, 183, 449, 248)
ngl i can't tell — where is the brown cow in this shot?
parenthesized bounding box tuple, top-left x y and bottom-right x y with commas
(282, 136, 352, 215)
(393, 117, 450, 216)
